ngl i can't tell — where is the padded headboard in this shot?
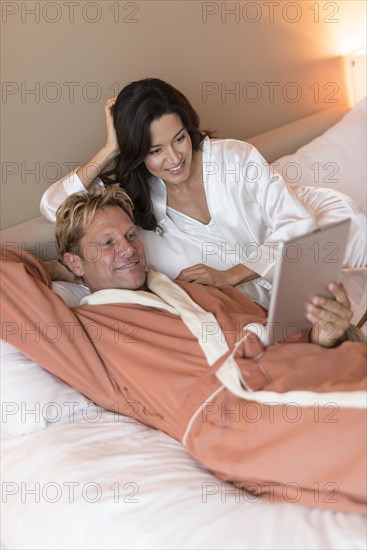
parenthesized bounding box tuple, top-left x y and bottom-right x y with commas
(0, 107, 349, 261)
(0, 216, 58, 260)
(246, 106, 348, 162)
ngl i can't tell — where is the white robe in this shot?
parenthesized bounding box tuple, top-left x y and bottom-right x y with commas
(40, 137, 366, 307)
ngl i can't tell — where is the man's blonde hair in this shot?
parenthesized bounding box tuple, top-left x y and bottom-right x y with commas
(55, 186, 134, 260)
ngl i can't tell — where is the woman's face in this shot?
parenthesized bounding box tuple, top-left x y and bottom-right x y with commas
(144, 113, 193, 187)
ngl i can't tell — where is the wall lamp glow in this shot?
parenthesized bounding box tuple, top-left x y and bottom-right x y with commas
(347, 47, 367, 106)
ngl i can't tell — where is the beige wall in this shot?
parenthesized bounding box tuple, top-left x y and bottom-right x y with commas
(1, 0, 365, 228)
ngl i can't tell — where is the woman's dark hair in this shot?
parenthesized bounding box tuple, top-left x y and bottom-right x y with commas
(101, 78, 208, 230)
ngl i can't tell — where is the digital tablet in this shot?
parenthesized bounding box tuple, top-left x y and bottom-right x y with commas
(266, 218, 351, 345)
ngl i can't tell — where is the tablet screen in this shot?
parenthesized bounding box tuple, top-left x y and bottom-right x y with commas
(267, 218, 351, 344)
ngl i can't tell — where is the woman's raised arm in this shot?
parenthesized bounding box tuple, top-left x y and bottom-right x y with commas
(76, 97, 119, 187)
(40, 98, 119, 222)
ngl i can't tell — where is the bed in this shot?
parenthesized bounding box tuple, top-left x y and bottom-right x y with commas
(1, 99, 366, 550)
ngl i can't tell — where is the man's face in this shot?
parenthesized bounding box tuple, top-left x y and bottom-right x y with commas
(64, 206, 147, 292)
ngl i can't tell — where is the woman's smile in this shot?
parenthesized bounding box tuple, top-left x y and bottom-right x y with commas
(166, 160, 186, 174)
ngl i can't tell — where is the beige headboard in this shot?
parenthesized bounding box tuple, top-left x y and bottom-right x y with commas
(247, 106, 348, 163)
(0, 216, 58, 260)
(0, 107, 348, 261)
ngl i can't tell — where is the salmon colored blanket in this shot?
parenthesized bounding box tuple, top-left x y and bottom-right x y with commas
(1, 245, 366, 513)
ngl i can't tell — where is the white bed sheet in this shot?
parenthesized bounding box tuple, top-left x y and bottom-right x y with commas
(2, 407, 366, 550)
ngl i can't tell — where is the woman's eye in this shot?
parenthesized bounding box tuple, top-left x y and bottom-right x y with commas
(127, 233, 137, 241)
(176, 134, 185, 143)
(149, 149, 161, 155)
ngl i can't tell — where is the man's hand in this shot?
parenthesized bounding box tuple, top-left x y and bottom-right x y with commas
(306, 282, 353, 347)
(43, 261, 82, 284)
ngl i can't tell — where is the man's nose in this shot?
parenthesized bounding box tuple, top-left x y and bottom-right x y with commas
(114, 239, 135, 259)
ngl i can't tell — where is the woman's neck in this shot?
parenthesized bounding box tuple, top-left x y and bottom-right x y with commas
(165, 148, 211, 224)
(165, 149, 203, 197)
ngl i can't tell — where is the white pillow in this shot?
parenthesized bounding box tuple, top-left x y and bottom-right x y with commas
(1, 282, 91, 437)
(272, 98, 367, 213)
(51, 280, 90, 307)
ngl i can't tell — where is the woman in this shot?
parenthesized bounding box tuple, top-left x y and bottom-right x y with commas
(40, 78, 366, 307)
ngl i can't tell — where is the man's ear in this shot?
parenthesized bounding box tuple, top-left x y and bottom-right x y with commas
(63, 252, 85, 277)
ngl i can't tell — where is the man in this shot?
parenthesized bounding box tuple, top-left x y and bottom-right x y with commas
(1, 187, 366, 513)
